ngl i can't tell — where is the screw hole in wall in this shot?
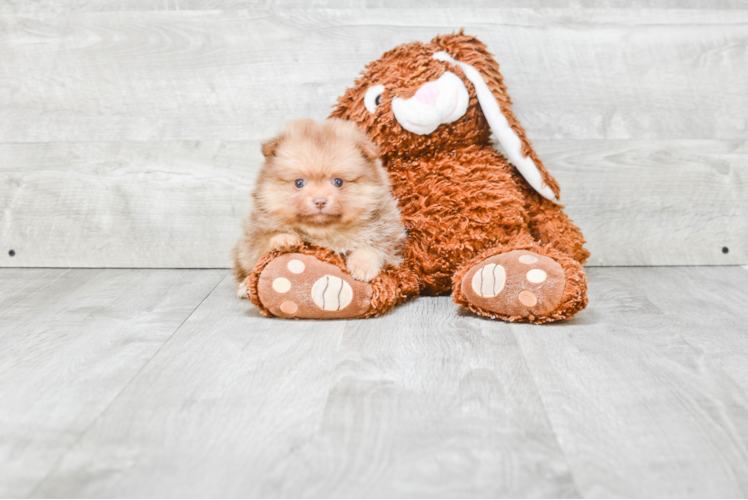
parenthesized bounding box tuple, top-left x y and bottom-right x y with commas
(8, 249, 15, 257)
(722, 247, 729, 254)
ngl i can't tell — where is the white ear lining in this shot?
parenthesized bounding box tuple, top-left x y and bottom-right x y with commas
(433, 51, 557, 202)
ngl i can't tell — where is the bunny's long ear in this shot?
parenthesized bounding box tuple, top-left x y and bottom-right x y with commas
(431, 31, 561, 202)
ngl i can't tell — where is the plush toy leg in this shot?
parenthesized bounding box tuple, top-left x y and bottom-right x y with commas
(521, 188, 590, 265)
(452, 240, 587, 324)
(246, 244, 419, 319)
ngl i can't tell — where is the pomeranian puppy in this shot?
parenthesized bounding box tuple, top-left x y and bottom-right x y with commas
(232, 118, 405, 298)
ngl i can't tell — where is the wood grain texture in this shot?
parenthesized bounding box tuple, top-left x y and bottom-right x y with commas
(0, 267, 226, 498)
(1, 6, 746, 268)
(261, 300, 577, 497)
(31, 273, 577, 498)
(509, 266, 748, 497)
(536, 139, 748, 266)
(1, 139, 745, 267)
(0, 141, 257, 268)
(2, 266, 745, 497)
(4, 1, 748, 13)
(0, 9, 746, 142)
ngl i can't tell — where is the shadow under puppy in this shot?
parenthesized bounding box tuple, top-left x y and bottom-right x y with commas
(232, 118, 405, 298)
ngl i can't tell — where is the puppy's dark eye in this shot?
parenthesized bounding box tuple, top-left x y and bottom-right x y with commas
(294, 179, 305, 189)
(332, 178, 344, 188)
(375, 95, 382, 106)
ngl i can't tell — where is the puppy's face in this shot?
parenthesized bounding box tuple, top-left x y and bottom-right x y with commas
(256, 119, 387, 231)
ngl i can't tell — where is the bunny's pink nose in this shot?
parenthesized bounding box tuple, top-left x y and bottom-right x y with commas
(414, 81, 440, 106)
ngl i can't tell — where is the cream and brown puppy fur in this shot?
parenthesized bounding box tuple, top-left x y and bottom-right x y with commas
(232, 118, 405, 298)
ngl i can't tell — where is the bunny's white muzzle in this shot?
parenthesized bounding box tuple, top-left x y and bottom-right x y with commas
(391, 72, 469, 136)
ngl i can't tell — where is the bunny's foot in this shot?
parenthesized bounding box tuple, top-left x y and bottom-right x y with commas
(245, 245, 418, 319)
(452, 246, 587, 324)
(247, 253, 372, 319)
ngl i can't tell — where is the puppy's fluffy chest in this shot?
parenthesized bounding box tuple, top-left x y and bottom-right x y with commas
(291, 223, 371, 256)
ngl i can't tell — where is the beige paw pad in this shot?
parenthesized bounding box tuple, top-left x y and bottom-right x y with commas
(471, 263, 506, 298)
(311, 275, 353, 311)
(287, 259, 305, 274)
(280, 301, 298, 315)
(526, 269, 547, 283)
(272, 277, 291, 293)
(518, 290, 538, 307)
(519, 255, 538, 264)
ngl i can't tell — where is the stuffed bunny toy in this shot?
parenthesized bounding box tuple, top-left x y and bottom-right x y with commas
(245, 31, 589, 324)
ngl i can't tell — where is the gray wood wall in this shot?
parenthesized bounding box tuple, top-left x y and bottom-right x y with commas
(1, 2, 746, 268)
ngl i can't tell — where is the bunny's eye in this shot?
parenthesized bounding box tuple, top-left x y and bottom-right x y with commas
(294, 179, 305, 189)
(364, 85, 385, 113)
(332, 178, 344, 188)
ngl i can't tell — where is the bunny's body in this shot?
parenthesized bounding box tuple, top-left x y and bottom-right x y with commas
(386, 146, 530, 295)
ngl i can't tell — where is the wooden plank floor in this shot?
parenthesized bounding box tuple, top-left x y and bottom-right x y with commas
(1, 267, 748, 497)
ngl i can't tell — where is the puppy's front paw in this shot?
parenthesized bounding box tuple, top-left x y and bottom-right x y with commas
(269, 233, 302, 252)
(236, 280, 249, 299)
(346, 249, 382, 282)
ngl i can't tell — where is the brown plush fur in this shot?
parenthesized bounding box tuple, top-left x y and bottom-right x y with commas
(232, 118, 406, 294)
(327, 31, 590, 322)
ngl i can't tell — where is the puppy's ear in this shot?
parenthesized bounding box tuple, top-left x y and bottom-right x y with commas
(430, 30, 561, 201)
(261, 137, 281, 158)
(358, 138, 380, 161)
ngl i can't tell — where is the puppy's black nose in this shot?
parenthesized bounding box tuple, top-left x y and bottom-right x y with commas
(313, 197, 327, 209)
